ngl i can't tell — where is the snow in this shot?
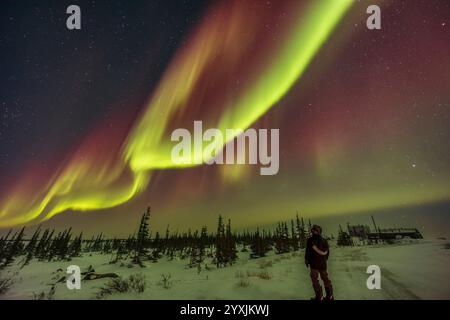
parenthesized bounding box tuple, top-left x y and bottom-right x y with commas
(1, 239, 449, 300)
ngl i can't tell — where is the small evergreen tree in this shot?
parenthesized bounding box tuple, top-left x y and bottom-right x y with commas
(291, 219, 299, 251)
(296, 214, 307, 249)
(225, 219, 237, 265)
(199, 226, 207, 262)
(274, 223, 290, 254)
(0, 230, 12, 266)
(307, 219, 312, 238)
(215, 215, 227, 267)
(151, 231, 162, 261)
(1, 227, 25, 268)
(250, 228, 269, 258)
(133, 206, 151, 265)
(22, 227, 41, 268)
(189, 230, 202, 268)
(69, 232, 83, 257)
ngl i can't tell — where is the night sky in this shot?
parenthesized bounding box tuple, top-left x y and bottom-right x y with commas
(1, 0, 449, 237)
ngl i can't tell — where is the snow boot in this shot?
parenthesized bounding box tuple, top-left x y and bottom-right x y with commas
(324, 286, 334, 301)
(310, 296, 324, 301)
(310, 287, 323, 300)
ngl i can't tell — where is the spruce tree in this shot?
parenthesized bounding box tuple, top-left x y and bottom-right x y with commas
(35, 228, 52, 260)
(295, 214, 307, 249)
(291, 220, 299, 251)
(274, 223, 290, 254)
(215, 215, 226, 267)
(307, 219, 312, 238)
(0, 230, 12, 266)
(133, 206, 151, 265)
(189, 230, 202, 268)
(199, 226, 207, 262)
(151, 231, 162, 261)
(69, 232, 83, 257)
(1, 227, 25, 268)
(22, 227, 41, 268)
(250, 228, 269, 258)
(164, 225, 170, 254)
(225, 219, 237, 265)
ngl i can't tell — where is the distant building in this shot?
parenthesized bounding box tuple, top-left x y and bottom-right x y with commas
(367, 228, 423, 241)
(346, 216, 424, 242)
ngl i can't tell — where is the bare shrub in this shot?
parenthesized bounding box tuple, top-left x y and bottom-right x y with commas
(160, 273, 172, 289)
(97, 274, 146, 299)
(257, 270, 272, 280)
(0, 272, 15, 295)
(128, 274, 146, 292)
(32, 285, 55, 300)
(236, 278, 250, 288)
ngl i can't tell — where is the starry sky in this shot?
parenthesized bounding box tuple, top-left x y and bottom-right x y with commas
(1, 0, 449, 237)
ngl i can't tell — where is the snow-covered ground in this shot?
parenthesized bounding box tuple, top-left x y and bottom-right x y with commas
(1, 239, 449, 300)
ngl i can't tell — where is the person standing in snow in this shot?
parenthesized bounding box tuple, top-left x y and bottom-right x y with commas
(305, 224, 333, 300)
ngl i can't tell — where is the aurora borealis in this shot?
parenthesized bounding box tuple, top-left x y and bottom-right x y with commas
(1, 0, 449, 236)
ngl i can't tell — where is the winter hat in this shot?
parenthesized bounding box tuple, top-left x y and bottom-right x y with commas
(311, 224, 322, 235)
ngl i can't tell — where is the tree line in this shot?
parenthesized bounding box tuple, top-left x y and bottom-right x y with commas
(0, 206, 352, 270)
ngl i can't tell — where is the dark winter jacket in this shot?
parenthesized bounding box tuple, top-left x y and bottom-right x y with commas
(305, 235, 329, 271)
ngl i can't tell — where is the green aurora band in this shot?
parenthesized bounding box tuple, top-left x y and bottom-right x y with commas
(0, 0, 353, 227)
